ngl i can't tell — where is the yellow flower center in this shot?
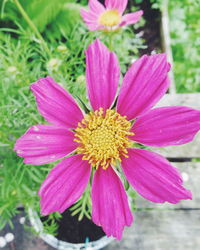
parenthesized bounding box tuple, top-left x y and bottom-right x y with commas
(98, 10, 121, 27)
(74, 108, 133, 170)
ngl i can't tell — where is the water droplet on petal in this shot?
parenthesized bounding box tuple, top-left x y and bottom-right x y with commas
(0, 237, 6, 248)
(5, 233, 14, 243)
(182, 172, 189, 182)
(19, 217, 26, 224)
(33, 126, 39, 131)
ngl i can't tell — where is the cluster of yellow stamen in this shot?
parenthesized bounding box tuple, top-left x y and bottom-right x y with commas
(98, 10, 121, 27)
(74, 108, 133, 170)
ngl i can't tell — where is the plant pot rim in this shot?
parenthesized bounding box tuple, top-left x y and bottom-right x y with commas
(28, 208, 114, 250)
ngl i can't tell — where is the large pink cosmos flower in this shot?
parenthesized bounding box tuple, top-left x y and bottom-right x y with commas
(80, 0, 143, 31)
(15, 39, 200, 240)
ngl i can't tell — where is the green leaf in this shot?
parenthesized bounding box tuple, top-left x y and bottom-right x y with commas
(19, 0, 73, 32)
(48, 3, 82, 39)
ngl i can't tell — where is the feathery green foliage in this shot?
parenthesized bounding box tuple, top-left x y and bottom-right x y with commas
(169, 0, 200, 92)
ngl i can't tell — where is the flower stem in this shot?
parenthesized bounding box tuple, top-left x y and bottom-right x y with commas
(13, 0, 50, 57)
(108, 32, 113, 51)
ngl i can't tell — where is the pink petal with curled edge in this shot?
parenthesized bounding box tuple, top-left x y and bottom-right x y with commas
(122, 149, 192, 204)
(130, 106, 200, 147)
(31, 76, 83, 129)
(14, 125, 77, 165)
(86, 39, 120, 110)
(92, 166, 133, 240)
(120, 10, 143, 26)
(117, 54, 170, 120)
(39, 154, 91, 215)
(105, 0, 128, 14)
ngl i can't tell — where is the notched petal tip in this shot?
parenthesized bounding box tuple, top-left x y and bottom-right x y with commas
(39, 155, 91, 216)
(120, 9, 144, 27)
(23, 158, 32, 165)
(117, 53, 170, 120)
(85, 38, 104, 53)
(139, 10, 144, 15)
(30, 77, 83, 128)
(14, 125, 77, 165)
(105, 0, 128, 14)
(85, 38, 120, 111)
(30, 76, 51, 90)
(92, 166, 133, 240)
(80, 8, 88, 18)
(167, 62, 171, 72)
(131, 106, 200, 147)
(122, 149, 193, 204)
(185, 189, 193, 200)
(40, 209, 49, 217)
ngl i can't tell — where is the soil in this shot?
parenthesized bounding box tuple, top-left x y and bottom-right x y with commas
(132, 0, 162, 55)
(41, 208, 105, 244)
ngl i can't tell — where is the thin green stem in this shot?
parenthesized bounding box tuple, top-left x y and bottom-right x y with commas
(108, 32, 113, 51)
(13, 0, 50, 57)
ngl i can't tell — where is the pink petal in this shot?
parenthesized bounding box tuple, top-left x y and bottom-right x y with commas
(117, 54, 170, 120)
(31, 76, 83, 129)
(120, 10, 143, 26)
(89, 0, 105, 15)
(80, 8, 100, 31)
(92, 166, 133, 240)
(86, 39, 120, 110)
(130, 106, 200, 147)
(14, 125, 77, 165)
(80, 0, 106, 31)
(39, 154, 91, 215)
(122, 149, 192, 204)
(105, 0, 128, 14)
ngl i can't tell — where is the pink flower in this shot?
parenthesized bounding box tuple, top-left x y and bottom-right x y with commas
(15, 39, 200, 240)
(80, 0, 143, 31)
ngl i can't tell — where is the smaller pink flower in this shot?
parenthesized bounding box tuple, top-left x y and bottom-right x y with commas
(81, 0, 143, 31)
